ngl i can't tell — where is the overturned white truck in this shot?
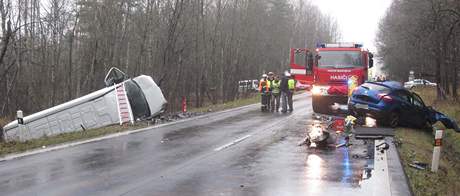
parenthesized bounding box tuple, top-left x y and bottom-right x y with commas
(2, 68, 167, 142)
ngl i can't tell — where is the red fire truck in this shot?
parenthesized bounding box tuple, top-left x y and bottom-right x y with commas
(290, 43, 374, 114)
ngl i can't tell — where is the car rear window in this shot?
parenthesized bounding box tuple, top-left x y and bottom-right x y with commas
(361, 83, 391, 93)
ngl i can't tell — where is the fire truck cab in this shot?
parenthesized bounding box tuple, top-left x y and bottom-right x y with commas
(290, 43, 374, 114)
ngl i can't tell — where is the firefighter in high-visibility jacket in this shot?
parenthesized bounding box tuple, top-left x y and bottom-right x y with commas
(270, 75, 281, 112)
(266, 72, 275, 110)
(280, 72, 296, 113)
(259, 74, 270, 112)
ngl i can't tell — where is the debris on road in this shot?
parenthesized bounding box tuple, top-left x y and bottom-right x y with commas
(154, 111, 205, 124)
(301, 115, 350, 148)
(352, 154, 370, 159)
(376, 142, 390, 153)
(408, 161, 428, 170)
(300, 121, 336, 148)
(330, 102, 349, 113)
(345, 115, 357, 133)
(336, 142, 352, 148)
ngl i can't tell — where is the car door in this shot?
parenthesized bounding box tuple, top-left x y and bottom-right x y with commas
(409, 92, 429, 127)
(392, 90, 417, 125)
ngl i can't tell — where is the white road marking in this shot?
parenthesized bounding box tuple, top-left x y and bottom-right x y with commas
(370, 139, 392, 195)
(214, 134, 252, 152)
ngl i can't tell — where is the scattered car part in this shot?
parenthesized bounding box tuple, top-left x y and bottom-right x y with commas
(301, 116, 347, 148)
(300, 121, 334, 147)
(353, 127, 395, 137)
(330, 102, 349, 114)
(376, 142, 390, 153)
(408, 161, 428, 170)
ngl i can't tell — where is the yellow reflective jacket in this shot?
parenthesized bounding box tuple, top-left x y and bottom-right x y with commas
(271, 80, 281, 94)
(288, 79, 296, 90)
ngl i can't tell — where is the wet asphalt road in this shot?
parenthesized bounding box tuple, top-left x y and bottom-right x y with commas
(0, 93, 379, 196)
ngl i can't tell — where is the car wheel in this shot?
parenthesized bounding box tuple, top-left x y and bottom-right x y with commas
(388, 112, 399, 128)
(419, 118, 433, 130)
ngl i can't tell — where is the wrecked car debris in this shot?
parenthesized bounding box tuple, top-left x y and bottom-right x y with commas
(330, 102, 349, 114)
(376, 142, 390, 153)
(427, 110, 460, 132)
(408, 161, 428, 170)
(300, 116, 352, 148)
(2, 68, 167, 141)
(299, 121, 334, 147)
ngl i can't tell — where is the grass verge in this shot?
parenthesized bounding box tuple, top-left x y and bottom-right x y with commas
(396, 86, 460, 196)
(0, 95, 260, 157)
(189, 94, 260, 113)
(0, 124, 147, 157)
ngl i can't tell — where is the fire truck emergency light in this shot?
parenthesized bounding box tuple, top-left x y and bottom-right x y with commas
(317, 43, 363, 48)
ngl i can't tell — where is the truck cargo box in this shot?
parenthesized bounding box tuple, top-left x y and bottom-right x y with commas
(2, 73, 166, 142)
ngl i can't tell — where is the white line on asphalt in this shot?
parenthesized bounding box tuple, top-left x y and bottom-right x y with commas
(372, 139, 392, 195)
(214, 134, 252, 152)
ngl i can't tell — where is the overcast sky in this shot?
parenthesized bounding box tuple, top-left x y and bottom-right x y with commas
(311, 0, 393, 53)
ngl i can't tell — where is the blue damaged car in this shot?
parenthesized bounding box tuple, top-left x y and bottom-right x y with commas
(348, 81, 460, 131)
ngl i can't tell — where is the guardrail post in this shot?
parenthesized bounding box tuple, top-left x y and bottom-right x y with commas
(431, 129, 443, 172)
(17, 110, 24, 141)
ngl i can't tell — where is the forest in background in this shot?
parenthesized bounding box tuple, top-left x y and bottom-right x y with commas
(377, 0, 460, 99)
(0, 0, 339, 117)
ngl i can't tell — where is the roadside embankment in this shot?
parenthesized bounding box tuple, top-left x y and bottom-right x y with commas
(396, 86, 460, 196)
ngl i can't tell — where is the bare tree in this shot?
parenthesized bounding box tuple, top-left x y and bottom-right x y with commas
(0, 0, 340, 117)
(377, 0, 460, 100)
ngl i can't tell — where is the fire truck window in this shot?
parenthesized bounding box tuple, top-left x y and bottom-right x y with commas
(294, 50, 306, 67)
(318, 51, 363, 68)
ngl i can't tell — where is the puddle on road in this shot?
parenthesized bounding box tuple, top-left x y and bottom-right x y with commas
(303, 139, 372, 187)
(78, 147, 123, 171)
(126, 141, 143, 150)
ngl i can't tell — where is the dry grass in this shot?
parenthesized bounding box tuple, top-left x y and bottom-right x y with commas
(396, 86, 460, 196)
(0, 124, 148, 157)
(0, 117, 10, 128)
(189, 94, 259, 113)
(396, 128, 460, 196)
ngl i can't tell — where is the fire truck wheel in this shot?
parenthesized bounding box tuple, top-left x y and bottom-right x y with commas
(312, 96, 330, 114)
